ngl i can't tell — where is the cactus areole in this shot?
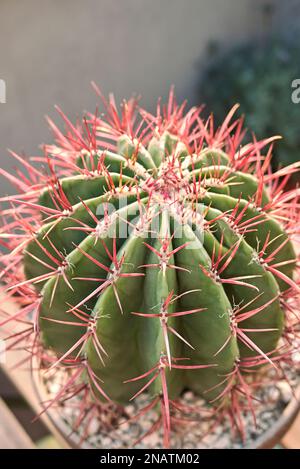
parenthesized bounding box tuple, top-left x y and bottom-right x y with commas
(1, 88, 300, 447)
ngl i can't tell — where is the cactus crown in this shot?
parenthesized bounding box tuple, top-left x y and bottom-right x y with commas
(1, 88, 299, 447)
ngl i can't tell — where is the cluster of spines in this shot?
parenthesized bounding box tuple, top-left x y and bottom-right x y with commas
(0, 88, 300, 448)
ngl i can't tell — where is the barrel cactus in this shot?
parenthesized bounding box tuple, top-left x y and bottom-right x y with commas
(1, 87, 299, 447)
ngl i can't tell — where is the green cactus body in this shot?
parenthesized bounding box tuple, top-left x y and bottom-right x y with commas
(22, 130, 295, 404)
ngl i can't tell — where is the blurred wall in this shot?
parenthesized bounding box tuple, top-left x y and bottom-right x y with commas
(273, 1, 300, 37)
(0, 0, 275, 195)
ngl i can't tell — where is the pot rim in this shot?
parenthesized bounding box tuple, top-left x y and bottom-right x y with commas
(31, 365, 300, 449)
(246, 385, 300, 449)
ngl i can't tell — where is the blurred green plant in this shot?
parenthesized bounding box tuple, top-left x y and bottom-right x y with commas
(200, 39, 300, 169)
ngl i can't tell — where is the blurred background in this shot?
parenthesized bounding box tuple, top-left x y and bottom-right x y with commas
(1, 0, 300, 197)
(0, 0, 300, 449)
